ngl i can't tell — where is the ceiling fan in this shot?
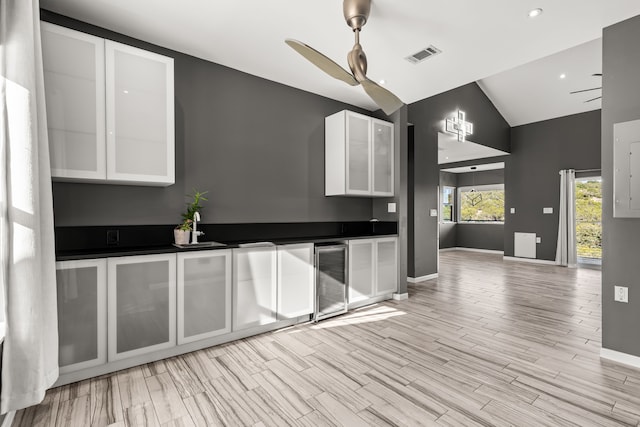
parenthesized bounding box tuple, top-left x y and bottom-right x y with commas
(570, 73, 602, 103)
(285, 0, 404, 115)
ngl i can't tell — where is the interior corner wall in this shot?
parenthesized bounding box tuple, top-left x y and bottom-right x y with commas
(408, 83, 510, 278)
(601, 14, 640, 357)
(42, 10, 374, 226)
(504, 110, 601, 260)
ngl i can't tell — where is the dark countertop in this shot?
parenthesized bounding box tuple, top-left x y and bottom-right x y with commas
(56, 233, 397, 261)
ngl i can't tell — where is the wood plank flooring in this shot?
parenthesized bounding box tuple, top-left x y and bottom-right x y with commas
(13, 251, 640, 426)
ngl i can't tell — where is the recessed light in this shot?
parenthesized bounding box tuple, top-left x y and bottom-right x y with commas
(123, 90, 129, 94)
(379, 79, 386, 85)
(559, 73, 566, 79)
(528, 8, 543, 18)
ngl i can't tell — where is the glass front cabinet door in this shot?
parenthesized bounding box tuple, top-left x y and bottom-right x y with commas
(371, 119, 394, 196)
(107, 254, 176, 361)
(105, 41, 174, 186)
(177, 250, 232, 345)
(41, 22, 106, 181)
(232, 247, 277, 331)
(56, 259, 107, 373)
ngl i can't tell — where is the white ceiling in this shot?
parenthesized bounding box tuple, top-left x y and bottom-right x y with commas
(39, 0, 640, 119)
(438, 133, 509, 165)
(441, 162, 505, 174)
(478, 38, 602, 127)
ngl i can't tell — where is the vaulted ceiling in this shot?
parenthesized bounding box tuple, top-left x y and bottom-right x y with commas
(40, 0, 640, 125)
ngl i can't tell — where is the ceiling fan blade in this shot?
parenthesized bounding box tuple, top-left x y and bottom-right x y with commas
(569, 87, 602, 94)
(285, 39, 358, 86)
(585, 96, 602, 103)
(360, 79, 404, 115)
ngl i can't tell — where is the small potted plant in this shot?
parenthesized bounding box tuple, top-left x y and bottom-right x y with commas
(174, 190, 208, 245)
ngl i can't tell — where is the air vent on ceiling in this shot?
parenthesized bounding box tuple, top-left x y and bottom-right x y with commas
(406, 45, 442, 64)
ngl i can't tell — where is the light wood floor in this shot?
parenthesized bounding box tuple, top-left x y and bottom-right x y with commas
(13, 251, 640, 426)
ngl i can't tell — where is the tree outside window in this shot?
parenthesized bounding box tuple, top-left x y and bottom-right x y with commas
(458, 185, 504, 222)
(441, 186, 455, 222)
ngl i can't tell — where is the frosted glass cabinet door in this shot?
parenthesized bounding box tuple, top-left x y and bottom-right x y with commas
(105, 40, 175, 186)
(177, 250, 231, 345)
(346, 112, 372, 195)
(277, 243, 315, 319)
(375, 238, 398, 296)
(108, 254, 176, 361)
(372, 119, 394, 196)
(56, 259, 107, 373)
(41, 22, 106, 180)
(232, 247, 277, 331)
(348, 239, 375, 304)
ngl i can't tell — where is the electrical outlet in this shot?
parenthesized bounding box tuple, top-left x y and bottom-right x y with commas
(536, 237, 541, 243)
(387, 203, 396, 213)
(106, 229, 119, 246)
(510, 208, 516, 214)
(614, 286, 629, 303)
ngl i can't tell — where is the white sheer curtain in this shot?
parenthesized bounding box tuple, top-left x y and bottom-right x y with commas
(1, 0, 59, 413)
(556, 169, 577, 268)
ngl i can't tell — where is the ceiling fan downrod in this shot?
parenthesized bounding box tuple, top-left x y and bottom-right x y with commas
(343, 0, 371, 31)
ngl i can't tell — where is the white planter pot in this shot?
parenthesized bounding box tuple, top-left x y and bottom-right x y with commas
(174, 229, 190, 245)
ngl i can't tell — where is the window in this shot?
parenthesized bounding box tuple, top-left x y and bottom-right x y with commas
(458, 184, 504, 222)
(441, 186, 455, 222)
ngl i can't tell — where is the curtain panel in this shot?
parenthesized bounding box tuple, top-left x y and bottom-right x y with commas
(555, 169, 577, 268)
(0, 0, 59, 413)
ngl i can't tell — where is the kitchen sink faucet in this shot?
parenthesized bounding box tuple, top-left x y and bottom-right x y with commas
(191, 211, 204, 244)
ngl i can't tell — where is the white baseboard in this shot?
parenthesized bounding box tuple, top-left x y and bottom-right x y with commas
(440, 247, 503, 255)
(392, 293, 408, 300)
(2, 411, 15, 427)
(408, 273, 438, 283)
(503, 256, 557, 265)
(600, 348, 640, 369)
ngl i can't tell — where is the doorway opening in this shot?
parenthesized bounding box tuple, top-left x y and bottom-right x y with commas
(575, 177, 602, 267)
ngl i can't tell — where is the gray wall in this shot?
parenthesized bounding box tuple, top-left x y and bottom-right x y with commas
(602, 14, 640, 356)
(408, 83, 510, 277)
(504, 110, 601, 260)
(439, 169, 505, 251)
(43, 11, 375, 226)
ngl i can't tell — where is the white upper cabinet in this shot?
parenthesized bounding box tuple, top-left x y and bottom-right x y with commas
(325, 110, 394, 197)
(106, 41, 174, 185)
(41, 22, 106, 180)
(41, 22, 174, 186)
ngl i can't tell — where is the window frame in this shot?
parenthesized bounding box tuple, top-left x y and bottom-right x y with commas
(457, 183, 505, 224)
(441, 186, 456, 223)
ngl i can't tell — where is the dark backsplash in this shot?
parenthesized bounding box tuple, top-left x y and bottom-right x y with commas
(55, 221, 398, 253)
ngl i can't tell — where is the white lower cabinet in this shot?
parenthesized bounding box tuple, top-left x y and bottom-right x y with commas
(277, 243, 315, 319)
(177, 250, 231, 344)
(348, 239, 375, 304)
(375, 237, 398, 296)
(107, 253, 176, 361)
(56, 259, 107, 373)
(348, 237, 398, 304)
(232, 247, 277, 331)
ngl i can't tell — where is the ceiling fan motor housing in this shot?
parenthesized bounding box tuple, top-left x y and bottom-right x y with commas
(343, 0, 371, 30)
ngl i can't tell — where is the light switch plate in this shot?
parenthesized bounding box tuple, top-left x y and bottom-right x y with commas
(536, 237, 541, 243)
(510, 208, 516, 214)
(543, 207, 553, 214)
(614, 286, 629, 303)
(387, 203, 396, 213)
(430, 209, 437, 217)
